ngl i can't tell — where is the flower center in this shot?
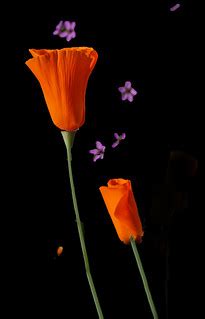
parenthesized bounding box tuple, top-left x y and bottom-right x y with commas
(61, 27, 73, 34)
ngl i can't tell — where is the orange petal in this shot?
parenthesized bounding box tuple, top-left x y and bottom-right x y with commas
(57, 246, 63, 256)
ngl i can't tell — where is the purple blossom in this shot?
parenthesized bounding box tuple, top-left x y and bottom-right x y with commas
(170, 3, 181, 11)
(89, 141, 106, 162)
(53, 21, 76, 42)
(112, 133, 126, 148)
(118, 81, 137, 102)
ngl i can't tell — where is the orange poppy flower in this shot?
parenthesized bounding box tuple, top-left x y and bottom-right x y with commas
(99, 179, 144, 244)
(25, 47, 98, 131)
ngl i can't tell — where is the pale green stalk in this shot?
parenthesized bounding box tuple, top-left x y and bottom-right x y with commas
(130, 236, 158, 319)
(61, 131, 104, 319)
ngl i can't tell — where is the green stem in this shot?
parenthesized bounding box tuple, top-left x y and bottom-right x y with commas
(130, 237, 158, 319)
(61, 131, 104, 319)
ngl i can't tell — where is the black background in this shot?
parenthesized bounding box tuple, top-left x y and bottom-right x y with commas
(7, 0, 203, 318)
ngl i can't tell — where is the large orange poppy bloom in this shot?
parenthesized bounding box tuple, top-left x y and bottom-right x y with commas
(99, 179, 144, 244)
(25, 47, 98, 131)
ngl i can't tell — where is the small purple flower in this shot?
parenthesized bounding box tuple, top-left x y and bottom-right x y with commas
(53, 21, 76, 42)
(118, 81, 137, 102)
(89, 141, 106, 162)
(170, 3, 181, 12)
(112, 133, 126, 148)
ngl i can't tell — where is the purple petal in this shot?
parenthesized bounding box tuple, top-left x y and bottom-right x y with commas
(70, 21, 76, 29)
(64, 21, 71, 29)
(66, 34, 73, 42)
(96, 141, 105, 151)
(125, 81, 131, 89)
(112, 141, 120, 148)
(59, 31, 68, 38)
(89, 149, 99, 155)
(130, 88, 137, 96)
(93, 154, 102, 162)
(53, 30, 60, 35)
(67, 31, 76, 41)
(71, 31, 76, 38)
(127, 94, 134, 102)
(114, 133, 119, 139)
(121, 93, 128, 101)
(118, 87, 126, 93)
(121, 133, 126, 139)
(170, 3, 181, 11)
(55, 21, 63, 30)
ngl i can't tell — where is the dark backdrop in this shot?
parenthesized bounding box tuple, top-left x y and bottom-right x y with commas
(7, 1, 203, 318)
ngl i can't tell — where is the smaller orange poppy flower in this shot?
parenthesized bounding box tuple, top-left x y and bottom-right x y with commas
(99, 179, 144, 244)
(25, 47, 98, 131)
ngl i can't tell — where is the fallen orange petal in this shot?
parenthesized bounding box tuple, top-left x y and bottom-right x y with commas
(57, 246, 63, 256)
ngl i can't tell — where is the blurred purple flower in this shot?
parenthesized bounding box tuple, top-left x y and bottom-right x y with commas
(89, 141, 106, 162)
(170, 3, 181, 11)
(53, 21, 76, 42)
(118, 81, 137, 102)
(112, 133, 126, 148)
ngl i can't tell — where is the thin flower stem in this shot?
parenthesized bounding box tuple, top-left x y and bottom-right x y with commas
(130, 236, 158, 319)
(62, 131, 104, 319)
